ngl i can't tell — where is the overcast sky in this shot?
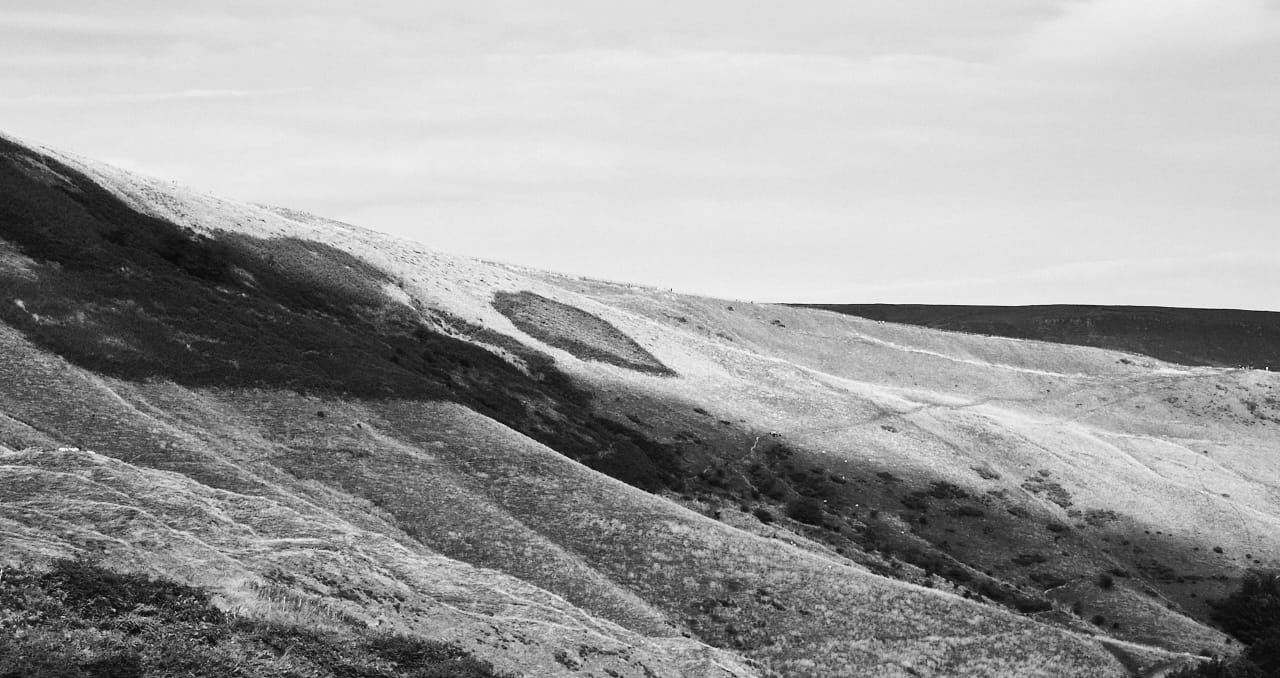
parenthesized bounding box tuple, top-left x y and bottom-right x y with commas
(3, 1, 1278, 308)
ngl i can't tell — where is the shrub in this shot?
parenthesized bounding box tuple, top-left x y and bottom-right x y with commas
(900, 494, 929, 511)
(1096, 573, 1115, 590)
(1211, 570, 1280, 645)
(753, 508, 775, 524)
(1168, 656, 1268, 678)
(785, 497, 825, 526)
(1029, 571, 1068, 590)
(1011, 553, 1048, 567)
(1174, 571, 1280, 676)
(925, 481, 969, 500)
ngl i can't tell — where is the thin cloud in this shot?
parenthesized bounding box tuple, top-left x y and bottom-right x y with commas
(6, 88, 304, 107)
(850, 252, 1280, 308)
(1015, 0, 1280, 65)
(0, 11, 149, 36)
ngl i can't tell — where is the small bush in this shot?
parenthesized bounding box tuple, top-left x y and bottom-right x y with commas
(1029, 571, 1068, 590)
(1211, 570, 1280, 645)
(900, 494, 929, 511)
(785, 497, 825, 526)
(1168, 655, 1269, 678)
(1011, 553, 1048, 567)
(753, 508, 775, 524)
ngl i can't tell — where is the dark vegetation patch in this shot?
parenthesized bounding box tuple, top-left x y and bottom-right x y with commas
(784, 497, 825, 526)
(1030, 571, 1069, 590)
(0, 138, 685, 492)
(1170, 570, 1280, 677)
(972, 465, 1001, 481)
(1210, 570, 1280, 647)
(794, 303, 1280, 371)
(686, 439, 1067, 618)
(0, 557, 511, 678)
(1011, 553, 1048, 567)
(1021, 474, 1074, 508)
(493, 290, 674, 376)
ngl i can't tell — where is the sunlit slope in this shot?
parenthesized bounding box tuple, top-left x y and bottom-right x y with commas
(7, 131, 1276, 674)
(557, 278, 1280, 556)
(0, 328, 753, 678)
(0, 319, 1126, 677)
(543, 275, 1278, 645)
(0, 446, 757, 678)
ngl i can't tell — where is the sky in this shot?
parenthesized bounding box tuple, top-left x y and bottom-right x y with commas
(2, 0, 1278, 309)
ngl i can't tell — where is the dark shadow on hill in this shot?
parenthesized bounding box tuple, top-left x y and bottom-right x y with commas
(0, 137, 681, 492)
(792, 304, 1280, 371)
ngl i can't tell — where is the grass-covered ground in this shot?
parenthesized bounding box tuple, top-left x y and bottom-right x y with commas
(4, 131, 1277, 676)
(0, 136, 688, 493)
(0, 558, 510, 678)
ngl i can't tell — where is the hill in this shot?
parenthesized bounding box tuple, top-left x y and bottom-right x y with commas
(794, 304, 1280, 371)
(3, 131, 1278, 677)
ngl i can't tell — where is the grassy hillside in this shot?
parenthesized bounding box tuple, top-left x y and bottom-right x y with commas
(0, 558, 510, 678)
(4, 131, 1277, 676)
(795, 304, 1280, 371)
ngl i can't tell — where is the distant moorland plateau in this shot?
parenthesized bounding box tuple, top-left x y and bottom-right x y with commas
(796, 304, 1280, 372)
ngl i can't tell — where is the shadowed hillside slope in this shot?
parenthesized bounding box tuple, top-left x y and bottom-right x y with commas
(3, 131, 1278, 677)
(796, 304, 1280, 371)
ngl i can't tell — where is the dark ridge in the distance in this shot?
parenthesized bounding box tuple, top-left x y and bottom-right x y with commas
(791, 304, 1280, 371)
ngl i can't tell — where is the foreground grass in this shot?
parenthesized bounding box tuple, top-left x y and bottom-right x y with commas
(0, 558, 511, 678)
